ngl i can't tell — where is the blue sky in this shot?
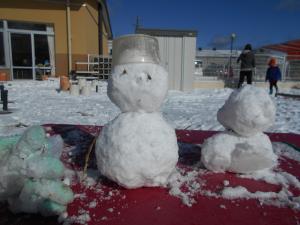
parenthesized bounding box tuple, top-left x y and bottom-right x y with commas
(106, 0, 300, 50)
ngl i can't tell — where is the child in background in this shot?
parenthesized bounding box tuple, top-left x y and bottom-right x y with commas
(266, 57, 281, 96)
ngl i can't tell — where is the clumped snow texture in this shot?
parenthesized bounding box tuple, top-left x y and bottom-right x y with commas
(0, 126, 74, 216)
(201, 131, 277, 173)
(108, 63, 168, 112)
(1, 80, 300, 137)
(169, 143, 300, 208)
(217, 85, 276, 137)
(96, 112, 178, 188)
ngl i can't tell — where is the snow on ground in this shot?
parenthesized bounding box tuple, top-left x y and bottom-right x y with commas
(0, 78, 300, 136)
(1, 78, 300, 221)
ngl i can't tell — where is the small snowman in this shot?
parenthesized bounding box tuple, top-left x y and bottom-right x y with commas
(95, 34, 178, 188)
(201, 85, 278, 173)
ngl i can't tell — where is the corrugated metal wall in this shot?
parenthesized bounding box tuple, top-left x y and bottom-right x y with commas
(155, 36, 196, 91)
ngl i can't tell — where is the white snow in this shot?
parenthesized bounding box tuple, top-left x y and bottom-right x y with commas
(108, 63, 168, 112)
(96, 112, 178, 188)
(0, 79, 300, 136)
(217, 85, 276, 137)
(0, 79, 300, 213)
(201, 131, 277, 173)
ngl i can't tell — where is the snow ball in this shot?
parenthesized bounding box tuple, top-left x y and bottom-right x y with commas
(108, 63, 168, 112)
(95, 112, 178, 188)
(217, 85, 276, 137)
(223, 180, 230, 186)
(201, 131, 277, 173)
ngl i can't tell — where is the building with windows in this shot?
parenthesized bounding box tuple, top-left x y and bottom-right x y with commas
(0, 0, 112, 80)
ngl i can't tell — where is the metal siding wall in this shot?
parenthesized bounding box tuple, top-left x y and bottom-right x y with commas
(173, 37, 183, 90)
(182, 37, 196, 91)
(155, 36, 196, 90)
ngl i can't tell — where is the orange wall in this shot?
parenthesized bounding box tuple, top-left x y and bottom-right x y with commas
(0, 0, 109, 76)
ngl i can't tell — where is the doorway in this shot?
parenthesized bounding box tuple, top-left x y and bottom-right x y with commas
(10, 33, 33, 79)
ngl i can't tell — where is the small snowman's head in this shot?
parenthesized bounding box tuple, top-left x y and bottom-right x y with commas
(108, 63, 168, 112)
(108, 34, 168, 112)
(217, 85, 276, 137)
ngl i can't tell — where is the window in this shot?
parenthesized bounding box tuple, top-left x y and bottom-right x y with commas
(8, 21, 46, 31)
(0, 32, 5, 66)
(0, 21, 3, 29)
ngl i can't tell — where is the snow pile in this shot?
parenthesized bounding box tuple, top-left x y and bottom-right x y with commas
(201, 85, 278, 173)
(221, 168, 300, 209)
(217, 85, 276, 137)
(108, 63, 168, 112)
(168, 143, 300, 208)
(168, 168, 203, 207)
(0, 125, 73, 216)
(96, 112, 178, 188)
(96, 35, 178, 188)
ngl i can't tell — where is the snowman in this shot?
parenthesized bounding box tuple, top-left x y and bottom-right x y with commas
(95, 34, 178, 188)
(201, 85, 278, 173)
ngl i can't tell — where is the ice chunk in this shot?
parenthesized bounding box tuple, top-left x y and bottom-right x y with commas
(108, 63, 168, 112)
(46, 135, 64, 159)
(8, 179, 72, 216)
(217, 85, 276, 137)
(25, 155, 65, 179)
(201, 131, 278, 173)
(13, 125, 47, 157)
(96, 112, 178, 188)
(0, 135, 20, 162)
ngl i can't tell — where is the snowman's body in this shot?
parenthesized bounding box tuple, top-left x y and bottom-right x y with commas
(95, 35, 178, 188)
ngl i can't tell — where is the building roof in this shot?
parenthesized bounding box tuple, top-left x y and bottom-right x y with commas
(136, 27, 197, 37)
(263, 39, 300, 59)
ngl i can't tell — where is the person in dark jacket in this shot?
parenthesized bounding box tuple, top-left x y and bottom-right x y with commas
(266, 57, 281, 96)
(237, 44, 256, 88)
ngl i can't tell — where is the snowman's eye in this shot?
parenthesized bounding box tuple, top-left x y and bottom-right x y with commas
(147, 73, 152, 80)
(122, 69, 127, 75)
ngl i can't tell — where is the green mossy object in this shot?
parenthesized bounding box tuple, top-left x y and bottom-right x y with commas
(25, 155, 65, 179)
(0, 135, 20, 162)
(39, 199, 66, 216)
(31, 179, 74, 205)
(14, 126, 48, 156)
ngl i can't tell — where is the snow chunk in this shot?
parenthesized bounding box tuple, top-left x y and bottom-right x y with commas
(96, 112, 178, 188)
(108, 63, 168, 112)
(217, 85, 276, 137)
(201, 131, 277, 173)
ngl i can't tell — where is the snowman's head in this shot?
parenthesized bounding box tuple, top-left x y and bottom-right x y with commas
(108, 63, 168, 112)
(217, 85, 276, 136)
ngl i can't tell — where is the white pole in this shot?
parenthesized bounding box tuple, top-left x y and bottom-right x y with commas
(66, 0, 72, 75)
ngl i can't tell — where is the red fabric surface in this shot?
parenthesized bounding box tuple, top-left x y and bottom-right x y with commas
(1, 124, 300, 225)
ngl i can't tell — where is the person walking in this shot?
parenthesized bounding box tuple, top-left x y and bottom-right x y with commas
(266, 57, 281, 96)
(237, 44, 256, 88)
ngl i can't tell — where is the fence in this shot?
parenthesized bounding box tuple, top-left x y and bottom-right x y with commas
(75, 54, 112, 80)
(195, 53, 300, 82)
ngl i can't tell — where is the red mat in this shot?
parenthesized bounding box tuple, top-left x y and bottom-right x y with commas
(1, 124, 300, 225)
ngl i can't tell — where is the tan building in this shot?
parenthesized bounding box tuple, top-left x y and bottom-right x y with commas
(0, 0, 112, 80)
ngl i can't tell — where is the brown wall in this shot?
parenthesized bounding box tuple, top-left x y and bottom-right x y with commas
(0, 0, 110, 78)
